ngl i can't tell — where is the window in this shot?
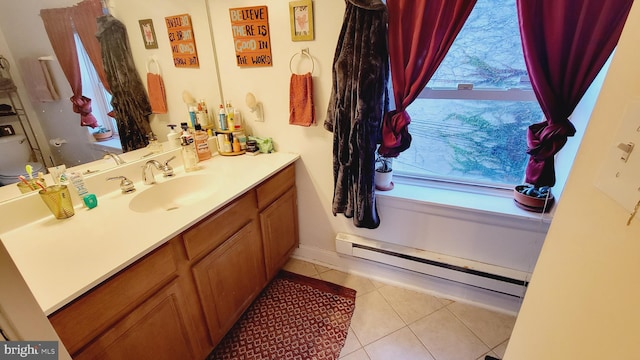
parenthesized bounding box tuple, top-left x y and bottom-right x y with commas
(394, 0, 543, 188)
(74, 34, 120, 143)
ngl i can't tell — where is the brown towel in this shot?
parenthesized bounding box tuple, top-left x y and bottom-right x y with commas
(289, 72, 315, 126)
(147, 72, 167, 114)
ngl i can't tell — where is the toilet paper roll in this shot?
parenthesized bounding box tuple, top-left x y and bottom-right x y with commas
(49, 138, 67, 147)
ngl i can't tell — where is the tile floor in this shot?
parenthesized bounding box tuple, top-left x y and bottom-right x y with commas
(283, 258, 516, 360)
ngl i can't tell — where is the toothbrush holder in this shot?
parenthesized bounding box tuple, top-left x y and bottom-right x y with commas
(39, 185, 75, 219)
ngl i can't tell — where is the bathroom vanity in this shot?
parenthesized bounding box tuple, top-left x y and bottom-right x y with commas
(0, 149, 299, 359)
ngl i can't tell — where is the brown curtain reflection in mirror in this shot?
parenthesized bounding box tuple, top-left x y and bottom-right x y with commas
(71, 0, 111, 94)
(96, 14, 152, 152)
(40, 6, 99, 128)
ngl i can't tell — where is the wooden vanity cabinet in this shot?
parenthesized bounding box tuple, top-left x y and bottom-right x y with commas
(49, 239, 210, 359)
(47, 165, 298, 359)
(191, 219, 266, 344)
(257, 164, 299, 280)
(74, 279, 202, 360)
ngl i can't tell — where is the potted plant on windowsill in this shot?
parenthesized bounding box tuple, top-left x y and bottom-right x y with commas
(374, 154, 394, 191)
(513, 184, 554, 213)
(92, 126, 113, 141)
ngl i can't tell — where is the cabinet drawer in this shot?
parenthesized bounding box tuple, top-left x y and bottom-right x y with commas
(256, 164, 295, 209)
(182, 191, 257, 260)
(49, 242, 178, 355)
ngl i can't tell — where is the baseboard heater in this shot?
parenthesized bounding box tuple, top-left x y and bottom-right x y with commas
(335, 233, 529, 297)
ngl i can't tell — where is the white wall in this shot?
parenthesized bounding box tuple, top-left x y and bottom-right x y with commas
(505, 1, 640, 358)
(209, 0, 344, 253)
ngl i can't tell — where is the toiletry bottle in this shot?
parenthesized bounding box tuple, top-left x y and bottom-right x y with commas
(180, 135, 200, 172)
(232, 137, 241, 152)
(188, 104, 197, 128)
(233, 108, 243, 130)
(207, 129, 219, 153)
(166, 124, 181, 149)
(233, 131, 247, 150)
(196, 99, 209, 126)
(194, 124, 212, 161)
(147, 132, 162, 153)
(226, 102, 235, 130)
(223, 136, 232, 153)
(196, 100, 209, 126)
(218, 104, 227, 130)
(181, 124, 195, 147)
(216, 134, 226, 152)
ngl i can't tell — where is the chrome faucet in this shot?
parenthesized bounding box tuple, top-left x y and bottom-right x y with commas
(142, 156, 176, 185)
(107, 176, 136, 194)
(103, 152, 126, 165)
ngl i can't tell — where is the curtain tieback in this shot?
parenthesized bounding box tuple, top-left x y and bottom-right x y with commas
(379, 109, 412, 158)
(71, 95, 99, 128)
(526, 120, 576, 159)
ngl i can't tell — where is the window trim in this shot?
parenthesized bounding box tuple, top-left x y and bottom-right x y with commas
(419, 87, 538, 102)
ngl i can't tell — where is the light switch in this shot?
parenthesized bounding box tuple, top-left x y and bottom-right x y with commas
(595, 100, 640, 212)
(617, 142, 634, 162)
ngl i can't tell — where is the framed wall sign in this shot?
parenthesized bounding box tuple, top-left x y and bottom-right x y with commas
(229, 6, 273, 67)
(165, 14, 199, 68)
(138, 19, 158, 49)
(289, 0, 314, 41)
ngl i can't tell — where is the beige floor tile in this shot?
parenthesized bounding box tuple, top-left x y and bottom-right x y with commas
(378, 285, 446, 324)
(282, 258, 319, 277)
(492, 339, 509, 358)
(447, 302, 516, 348)
(313, 263, 332, 273)
(369, 278, 387, 289)
(364, 327, 435, 360)
(350, 291, 405, 346)
(340, 327, 362, 358)
(410, 308, 489, 360)
(438, 297, 455, 306)
(478, 351, 499, 360)
(340, 348, 371, 360)
(319, 270, 377, 297)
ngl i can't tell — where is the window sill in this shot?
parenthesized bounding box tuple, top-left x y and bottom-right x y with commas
(91, 137, 122, 153)
(376, 177, 554, 225)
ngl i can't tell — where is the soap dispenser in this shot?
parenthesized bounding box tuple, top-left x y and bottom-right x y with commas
(147, 132, 162, 153)
(166, 124, 181, 149)
(180, 135, 200, 172)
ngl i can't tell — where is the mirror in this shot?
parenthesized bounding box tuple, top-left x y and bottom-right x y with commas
(0, 0, 222, 200)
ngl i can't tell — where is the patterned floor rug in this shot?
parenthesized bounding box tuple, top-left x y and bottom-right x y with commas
(208, 270, 357, 360)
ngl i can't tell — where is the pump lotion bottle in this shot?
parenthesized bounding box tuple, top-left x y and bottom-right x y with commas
(180, 136, 200, 172)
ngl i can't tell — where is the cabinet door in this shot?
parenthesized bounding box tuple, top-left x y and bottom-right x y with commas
(74, 279, 201, 360)
(192, 220, 266, 344)
(260, 186, 299, 279)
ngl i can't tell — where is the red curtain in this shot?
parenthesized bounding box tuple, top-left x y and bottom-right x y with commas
(71, 0, 111, 94)
(517, 0, 633, 187)
(40, 5, 99, 128)
(379, 0, 477, 157)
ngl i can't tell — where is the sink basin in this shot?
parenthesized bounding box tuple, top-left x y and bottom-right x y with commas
(129, 175, 218, 213)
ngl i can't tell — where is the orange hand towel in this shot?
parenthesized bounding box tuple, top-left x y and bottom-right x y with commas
(147, 72, 167, 114)
(289, 72, 315, 126)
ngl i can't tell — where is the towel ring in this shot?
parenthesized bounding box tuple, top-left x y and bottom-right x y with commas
(289, 49, 314, 75)
(146, 58, 161, 75)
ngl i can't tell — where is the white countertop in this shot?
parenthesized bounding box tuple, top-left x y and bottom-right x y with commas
(0, 150, 299, 315)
